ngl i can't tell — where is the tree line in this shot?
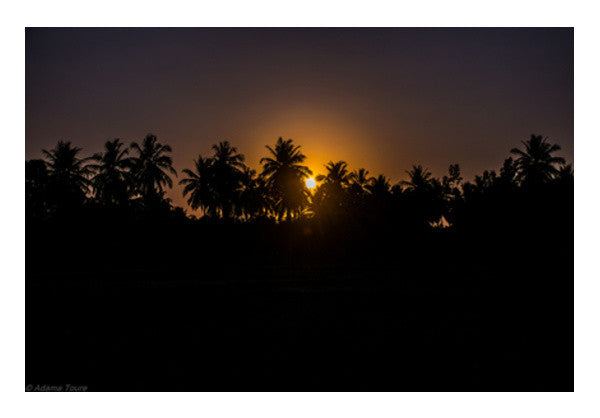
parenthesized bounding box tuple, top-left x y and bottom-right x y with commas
(26, 133, 573, 228)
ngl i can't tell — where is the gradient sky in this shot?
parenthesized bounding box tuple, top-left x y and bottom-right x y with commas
(26, 28, 573, 211)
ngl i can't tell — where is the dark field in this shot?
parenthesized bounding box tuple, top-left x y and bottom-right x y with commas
(26, 221, 573, 391)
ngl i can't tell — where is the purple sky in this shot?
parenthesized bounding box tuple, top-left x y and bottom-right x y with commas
(26, 28, 573, 211)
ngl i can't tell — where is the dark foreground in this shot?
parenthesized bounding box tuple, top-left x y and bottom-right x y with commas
(26, 219, 573, 391)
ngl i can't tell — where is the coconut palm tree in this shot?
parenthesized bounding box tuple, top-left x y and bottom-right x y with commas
(26, 159, 49, 196)
(129, 134, 177, 204)
(42, 141, 94, 209)
(89, 139, 132, 206)
(367, 174, 391, 197)
(316, 161, 350, 186)
(473, 170, 497, 193)
(212, 141, 245, 168)
(349, 168, 374, 193)
(510, 135, 565, 185)
(236, 167, 269, 220)
(401, 165, 433, 192)
(498, 157, 519, 187)
(401, 166, 446, 227)
(26, 159, 51, 218)
(555, 163, 574, 184)
(260, 137, 312, 220)
(179, 155, 217, 217)
(210, 141, 245, 218)
(312, 161, 351, 215)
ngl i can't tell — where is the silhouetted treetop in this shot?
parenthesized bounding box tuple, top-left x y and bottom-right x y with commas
(510, 134, 566, 186)
(179, 155, 216, 216)
(130, 134, 177, 203)
(260, 137, 312, 220)
(89, 139, 132, 206)
(401, 165, 434, 192)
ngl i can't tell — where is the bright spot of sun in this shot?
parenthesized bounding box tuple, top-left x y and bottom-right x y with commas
(306, 177, 316, 189)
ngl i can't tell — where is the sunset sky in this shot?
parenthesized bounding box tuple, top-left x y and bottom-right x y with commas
(26, 28, 573, 210)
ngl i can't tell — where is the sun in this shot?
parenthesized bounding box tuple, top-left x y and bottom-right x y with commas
(305, 177, 316, 189)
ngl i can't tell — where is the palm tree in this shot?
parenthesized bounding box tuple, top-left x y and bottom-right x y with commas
(26, 159, 51, 218)
(129, 134, 177, 204)
(236, 167, 269, 220)
(42, 141, 94, 208)
(367, 174, 391, 197)
(316, 161, 350, 186)
(349, 168, 374, 193)
(510, 135, 565, 185)
(555, 163, 574, 184)
(179, 155, 217, 216)
(89, 139, 132, 206)
(401, 165, 433, 192)
(401, 165, 445, 227)
(498, 157, 519, 187)
(26, 159, 49, 196)
(473, 170, 497, 192)
(210, 141, 245, 218)
(312, 161, 351, 215)
(212, 141, 245, 168)
(260, 137, 312, 220)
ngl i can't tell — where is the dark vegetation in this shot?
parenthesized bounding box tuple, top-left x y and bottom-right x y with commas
(26, 134, 573, 391)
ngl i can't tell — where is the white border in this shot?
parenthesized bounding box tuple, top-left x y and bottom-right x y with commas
(2, 1, 598, 417)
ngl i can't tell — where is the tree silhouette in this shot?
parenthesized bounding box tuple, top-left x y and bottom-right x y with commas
(474, 170, 497, 193)
(316, 161, 350, 187)
(348, 168, 374, 195)
(401, 165, 433, 192)
(179, 155, 217, 217)
(260, 137, 312, 220)
(312, 161, 352, 216)
(26, 159, 51, 218)
(42, 141, 94, 211)
(211, 141, 245, 219)
(556, 163, 574, 184)
(442, 164, 462, 194)
(180, 142, 248, 219)
(510, 134, 566, 186)
(309, 162, 340, 216)
(400, 165, 445, 227)
(129, 134, 177, 206)
(89, 139, 132, 206)
(236, 167, 269, 220)
(367, 174, 391, 197)
(498, 157, 519, 187)
(439, 164, 463, 225)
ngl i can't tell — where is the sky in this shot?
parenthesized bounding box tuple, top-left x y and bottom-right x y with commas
(26, 28, 573, 211)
